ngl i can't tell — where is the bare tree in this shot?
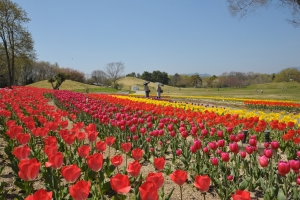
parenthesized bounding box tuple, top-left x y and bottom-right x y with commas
(227, 0, 300, 27)
(0, 0, 35, 88)
(105, 62, 125, 89)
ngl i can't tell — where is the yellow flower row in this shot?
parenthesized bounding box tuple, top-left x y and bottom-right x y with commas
(112, 95, 300, 125)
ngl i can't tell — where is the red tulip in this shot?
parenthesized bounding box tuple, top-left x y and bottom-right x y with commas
(229, 142, 239, 154)
(87, 153, 103, 172)
(249, 138, 257, 146)
(69, 180, 90, 200)
(111, 155, 123, 167)
(105, 136, 116, 146)
(190, 145, 197, 153)
(231, 190, 252, 200)
(217, 130, 224, 138)
(245, 146, 254, 155)
(77, 145, 91, 158)
(132, 148, 143, 161)
(297, 176, 300, 185)
(18, 158, 41, 181)
(237, 132, 245, 141)
(121, 142, 132, 153)
(170, 170, 187, 186)
(229, 134, 236, 142)
(139, 181, 159, 200)
(217, 139, 225, 148)
(126, 160, 141, 177)
(61, 164, 81, 183)
(221, 152, 230, 162)
(194, 175, 211, 192)
(271, 141, 279, 150)
(210, 158, 218, 166)
(84, 123, 96, 132)
(208, 142, 218, 150)
(176, 149, 182, 156)
(12, 145, 31, 160)
(44, 143, 58, 157)
(146, 172, 164, 189)
(24, 189, 52, 200)
(110, 174, 131, 194)
(289, 160, 300, 171)
(45, 152, 64, 169)
(43, 136, 57, 145)
(95, 141, 107, 152)
(227, 175, 234, 181)
(16, 133, 30, 145)
(278, 161, 290, 176)
(87, 131, 98, 142)
(154, 157, 165, 171)
(203, 147, 209, 154)
(263, 142, 269, 148)
(240, 151, 246, 159)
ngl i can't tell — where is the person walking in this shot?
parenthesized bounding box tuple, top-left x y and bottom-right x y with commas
(156, 85, 162, 98)
(144, 82, 150, 97)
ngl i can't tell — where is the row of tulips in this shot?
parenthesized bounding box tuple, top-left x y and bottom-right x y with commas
(107, 94, 300, 125)
(52, 89, 300, 199)
(0, 86, 299, 200)
(244, 100, 300, 112)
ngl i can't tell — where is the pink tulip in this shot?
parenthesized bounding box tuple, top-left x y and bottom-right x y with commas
(259, 155, 269, 168)
(278, 161, 290, 176)
(263, 149, 273, 158)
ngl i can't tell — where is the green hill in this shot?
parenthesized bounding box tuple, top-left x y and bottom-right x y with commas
(28, 78, 300, 100)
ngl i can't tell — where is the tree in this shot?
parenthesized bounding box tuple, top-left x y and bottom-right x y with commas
(227, 0, 300, 27)
(91, 69, 107, 85)
(61, 68, 85, 82)
(190, 74, 202, 87)
(105, 62, 125, 89)
(141, 71, 152, 82)
(126, 72, 136, 77)
(274, 67, 300, 82)
(0, 0, 35, 88)
(48, 73, 68, 90)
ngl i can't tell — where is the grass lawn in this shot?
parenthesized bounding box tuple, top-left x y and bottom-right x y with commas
(28, 78, 300, 101)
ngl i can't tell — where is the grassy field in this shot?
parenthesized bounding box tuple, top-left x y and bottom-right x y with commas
(28, 78, 300, 101)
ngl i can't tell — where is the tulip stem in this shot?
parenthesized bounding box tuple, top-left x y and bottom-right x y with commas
(97, 172, 104, 200)
(202, 192, 206, 200)
(180, 185, 183, 200)
(284, 176, 288, 199)
(125, 153, 127, 169)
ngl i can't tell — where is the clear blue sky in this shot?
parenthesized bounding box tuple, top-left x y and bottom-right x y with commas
(15, 0, 300, 76)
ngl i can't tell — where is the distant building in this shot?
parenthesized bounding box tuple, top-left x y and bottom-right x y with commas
(132, 85, 139, 91)
(93, 83, 103, 86)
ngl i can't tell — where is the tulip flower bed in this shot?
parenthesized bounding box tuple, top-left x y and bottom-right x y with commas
(0, 86, 300, 200)
(244, 100, 300, 113)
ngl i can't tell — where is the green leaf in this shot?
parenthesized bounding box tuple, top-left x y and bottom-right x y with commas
(13, 179, 26, 191)
(105, 165, 116, 177)
(100, 181, 111, 193)
(164, 188, 175, 200)
(277, 188, 285, 200)
(292, 187, 299, 200)
(88, 170, 97, 180)
(264, 193, 271, 200)
(239, 179, 249, 190)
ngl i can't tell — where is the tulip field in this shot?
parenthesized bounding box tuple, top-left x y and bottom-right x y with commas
(0, 86, 300, 200)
